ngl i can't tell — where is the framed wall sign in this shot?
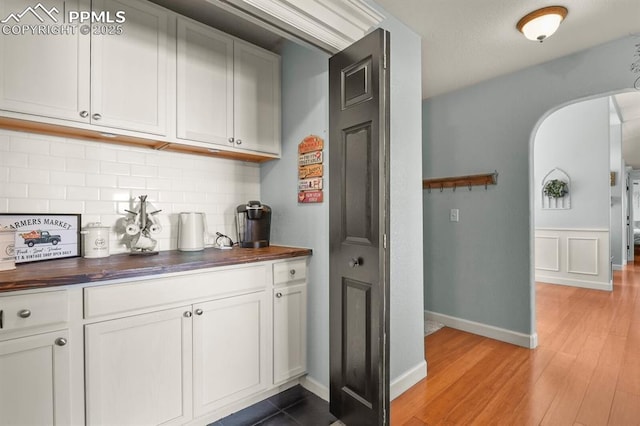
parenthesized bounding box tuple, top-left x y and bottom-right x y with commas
(0, 213, 81, 263)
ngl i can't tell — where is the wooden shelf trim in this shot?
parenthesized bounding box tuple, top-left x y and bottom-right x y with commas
(0, 116, 278, 163)
(423, 171, 498, 192)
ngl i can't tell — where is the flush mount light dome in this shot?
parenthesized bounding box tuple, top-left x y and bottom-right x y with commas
(517, 6, 568, 42)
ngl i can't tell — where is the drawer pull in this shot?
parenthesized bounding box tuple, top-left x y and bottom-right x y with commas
(275, 292, 283, 298)
(0, 310, 3, 329)
(195, 308, 203, 316)
(18, 309, 31, 319)
(289, 269, 296, 276)
(55, 337, 67, 346)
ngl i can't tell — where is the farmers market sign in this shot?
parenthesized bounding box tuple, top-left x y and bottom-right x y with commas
(0, 213, 81, 263)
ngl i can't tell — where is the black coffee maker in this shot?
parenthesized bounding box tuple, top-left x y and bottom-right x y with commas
(236, 201, 271, 248)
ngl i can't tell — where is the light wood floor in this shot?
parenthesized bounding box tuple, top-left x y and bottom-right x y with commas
(391, 263, 640, 425)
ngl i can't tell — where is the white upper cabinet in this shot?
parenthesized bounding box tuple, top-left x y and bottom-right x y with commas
(0, 0, 90, 122)
(177, 19, 280, 155)
(233, 40, 281, 155)
(177, 19, 233, 146)
(91, 0, 170, 135)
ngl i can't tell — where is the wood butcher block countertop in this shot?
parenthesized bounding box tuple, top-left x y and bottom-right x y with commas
(0, 246, 312, 293)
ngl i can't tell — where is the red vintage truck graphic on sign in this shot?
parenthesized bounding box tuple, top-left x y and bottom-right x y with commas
(19, 230, 61, 247)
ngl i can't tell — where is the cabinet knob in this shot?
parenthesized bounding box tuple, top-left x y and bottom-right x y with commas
(92, 113, 102, 120)
(18, 309, 31, 318)
(55, 337, 67, 347)
(275, 292, 283, 298)
(289, 269, 296, 276)
(195, 308, 203, 316)
(184, 311, 192, 318)
(236, 139, 242, 145)
(228, 137, 234, 144)
(79, 110, 89, 118)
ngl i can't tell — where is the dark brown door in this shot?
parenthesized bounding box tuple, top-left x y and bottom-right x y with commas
(329, 28, 390, 426)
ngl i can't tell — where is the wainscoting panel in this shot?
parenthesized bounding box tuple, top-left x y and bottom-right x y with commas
(534, 236, 560, 271)
(535, 228, 611, 291)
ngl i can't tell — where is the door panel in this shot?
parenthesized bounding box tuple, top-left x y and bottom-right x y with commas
(329, 28, 390, 426)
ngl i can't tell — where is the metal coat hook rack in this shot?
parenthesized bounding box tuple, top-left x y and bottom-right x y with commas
(423, 171, 498, 193)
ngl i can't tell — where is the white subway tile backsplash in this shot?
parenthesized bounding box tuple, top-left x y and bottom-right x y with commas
(28, 153, 66, 171)
(85, 146, 118, 162)
(86, 174, 117, 188)
(117, 176, 146, 189)
(1, 128, 261, 249)
(10, 137, 50, 154)
(101, 161, 131, 176)
(131, 164, 158, 178)
(51, 171, 86, 186)
(50, 141, 85, 159)
(28, 184, 65, 200)
(49, 200, 85, 214)
(67, 186, 100, 201)
(10, 168, 49, 184)
(66, 158, 100, 173)
(0, 182, 27, 198)
(0, 152, 28, 168)
(9, 198, 49, 212)
(117, 150, 147, 165)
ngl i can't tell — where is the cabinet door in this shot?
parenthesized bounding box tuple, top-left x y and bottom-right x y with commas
(0, 330, 70, 425)
(273, 284, 307, 384)
(193, 291, 269, 416)
(91, 0, 170, 135)
(85, 307, 192, 426)
(177, 18, 233, 147)
(0, 0, 90, 122)
(233, 40, 281, 155)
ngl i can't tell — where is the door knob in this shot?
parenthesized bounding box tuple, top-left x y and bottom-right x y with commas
(195, 308, 203, 316)
(235, 139, 242, 145)
(275, 292, 283, 298)
(184, 311, 192, 318)
(55, 337, 67, 346)
(348, 257, 363, 268)
(79, 110, 89, 118)
(228, 137, 234, 144)
(18, 309, 31, 318)
(92, 113, 102, 120)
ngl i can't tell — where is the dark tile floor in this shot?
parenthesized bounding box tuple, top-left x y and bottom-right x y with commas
(210, 385, 337, 426)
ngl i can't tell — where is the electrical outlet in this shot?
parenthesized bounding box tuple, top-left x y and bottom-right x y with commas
(450, 209, 459, 222)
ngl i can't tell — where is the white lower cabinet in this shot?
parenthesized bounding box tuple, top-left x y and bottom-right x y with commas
(273, 284, 307, 384)
(193, 291, 269, 417)
(0, 330, 71, 425)
(85, 306, 192, 426)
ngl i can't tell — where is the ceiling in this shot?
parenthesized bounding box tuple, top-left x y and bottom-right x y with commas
(373, 0, 640, 99)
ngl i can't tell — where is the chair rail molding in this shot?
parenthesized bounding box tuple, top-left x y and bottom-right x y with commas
(213, 0, 385, 52)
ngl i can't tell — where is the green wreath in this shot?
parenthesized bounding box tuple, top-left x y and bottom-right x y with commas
(543, 179, 568, 198)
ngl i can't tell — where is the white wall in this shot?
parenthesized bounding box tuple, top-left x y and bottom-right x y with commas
(609, 100, 624, 267)
(423, 35, 638, 342)
(0, 129, 260, 250)
(534, 97, 610, 229)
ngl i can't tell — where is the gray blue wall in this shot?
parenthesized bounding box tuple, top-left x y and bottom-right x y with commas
(609, 105, 624, 266)
(262, 2, 425, 396)
(261, 40, 331, 388)
(423, 36, 639, 337)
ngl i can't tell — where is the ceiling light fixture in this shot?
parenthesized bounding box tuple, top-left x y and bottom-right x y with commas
(516, 6, 568, 43)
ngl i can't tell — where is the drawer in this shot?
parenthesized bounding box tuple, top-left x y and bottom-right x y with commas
(273, 259, 307, 286)
(0, 290, 68, 332)
(84, 264, 267, 319)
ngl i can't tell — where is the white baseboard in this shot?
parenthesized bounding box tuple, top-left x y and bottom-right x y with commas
(424, 310, 538, 349)
(300, 360, 428, 403)
(613, 264, 623, 271)
(300, 375, 329, 401)
(390, 360, 427, 400)
(535, 274, 613, 291)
